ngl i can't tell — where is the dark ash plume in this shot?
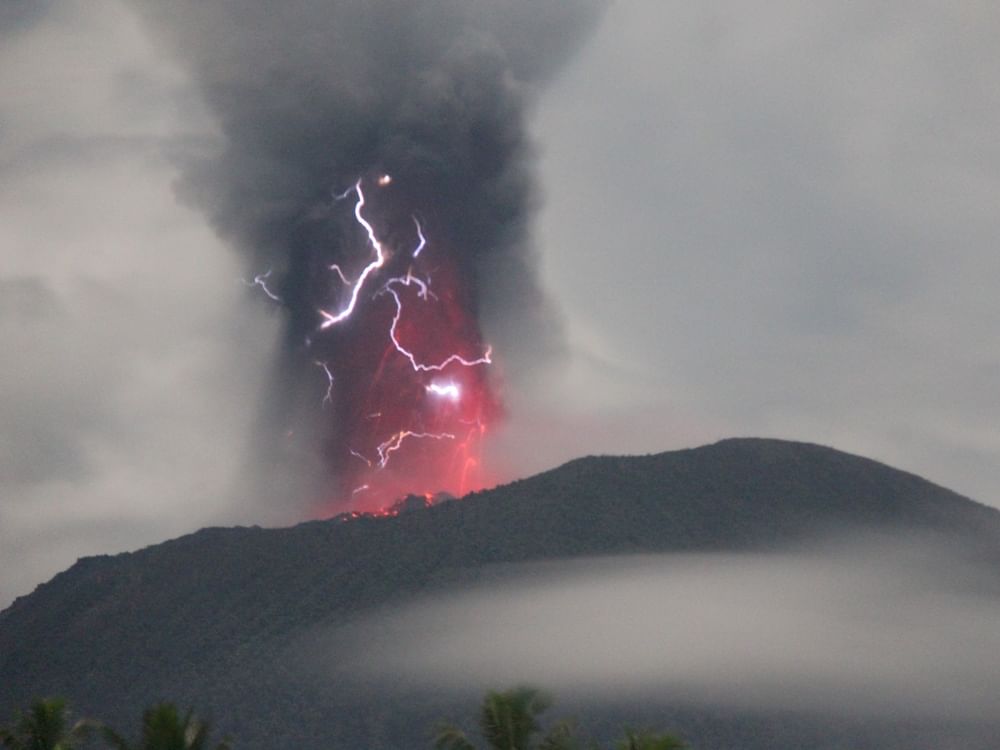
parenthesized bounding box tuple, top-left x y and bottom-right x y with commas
(130, 0, 605, 508)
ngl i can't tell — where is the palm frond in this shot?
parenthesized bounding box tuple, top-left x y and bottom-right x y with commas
(1, 698, 81, 750)
(98, 723, 132, 750)
(616, 729, 686, 750)
(478, 687, 549, 750)
(537, 719, 582, 750)
(433, 722, 476, 750)
(69, 718, 103, 745)
(184, 718, 209, 750)
(0, 726, 19, 750)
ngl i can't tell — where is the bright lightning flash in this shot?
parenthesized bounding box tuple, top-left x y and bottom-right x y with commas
(426, 382, 461, 401)
(318, 180, 387, 329)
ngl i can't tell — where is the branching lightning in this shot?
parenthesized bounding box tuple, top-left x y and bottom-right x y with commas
(242, 268, 282, 302)
(319, 180, 387, 329)
(382, 278, 493, 371)
(376, 430, 456, 468)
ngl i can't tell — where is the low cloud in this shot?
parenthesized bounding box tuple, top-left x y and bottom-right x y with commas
(331, 535, 1000, 722)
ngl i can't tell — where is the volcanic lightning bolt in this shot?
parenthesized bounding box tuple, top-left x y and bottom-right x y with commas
(242, 269, 282, 303)
(318, 180, 387, 329)
(381, 277, 493, 372)
(329, 264, 352, 286)
(376, 430, 456, 468)
(315, 361, 335, 407)
(304, 174, 501, 512)
(411, 217, 427, 258)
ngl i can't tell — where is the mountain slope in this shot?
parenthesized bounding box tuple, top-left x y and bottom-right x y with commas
(2, 438, 999, 749)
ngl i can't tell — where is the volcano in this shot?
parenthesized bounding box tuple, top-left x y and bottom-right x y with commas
(2, 438, 999, 749)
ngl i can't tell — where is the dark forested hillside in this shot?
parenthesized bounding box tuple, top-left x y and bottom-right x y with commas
(2, 438, 999, 749)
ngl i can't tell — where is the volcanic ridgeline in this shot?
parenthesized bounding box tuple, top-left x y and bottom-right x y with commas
(2, 437, 1000, 750)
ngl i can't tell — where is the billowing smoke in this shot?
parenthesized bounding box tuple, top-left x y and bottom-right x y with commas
(130, 0, 605, 511)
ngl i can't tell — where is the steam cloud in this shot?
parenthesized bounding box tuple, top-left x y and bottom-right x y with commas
(330, 535, 1000, 722)
(130, 0, 605, 507)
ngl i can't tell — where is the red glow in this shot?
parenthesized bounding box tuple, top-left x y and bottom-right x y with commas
(311, 175, 503, 514)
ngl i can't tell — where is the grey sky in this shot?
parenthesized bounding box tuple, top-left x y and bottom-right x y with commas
(0, 0, 281, 606)
(491, 2, 1000, 504)
(2, 1, 999, 607)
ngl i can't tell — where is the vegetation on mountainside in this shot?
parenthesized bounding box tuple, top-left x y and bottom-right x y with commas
(0, 700, 227, 750)
(3, 690, 682, 750)
(97, 703, 229, 750)
(433, 687, 685, 750)
(0, 698, 91, 750)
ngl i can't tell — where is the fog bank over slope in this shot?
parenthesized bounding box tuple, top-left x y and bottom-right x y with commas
(336, 535, 1000, 721)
